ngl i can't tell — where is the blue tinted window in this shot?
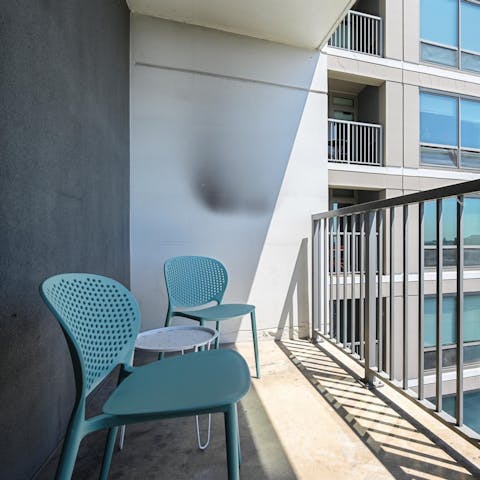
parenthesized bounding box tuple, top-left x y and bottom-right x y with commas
(425, 294, 480, 347)
(465, 294, 480, 342)
(421, 0, 458, 47)
(424, 198, 457, 246)
(464, 197, 480, 245)
(461, 1, 480, 53)
(461, 98, 480, 149)
(420, 92, 458, 146)
(424, 296, 456, 347)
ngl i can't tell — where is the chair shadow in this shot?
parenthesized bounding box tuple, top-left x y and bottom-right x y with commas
(276, 339, 480, 480)
(35, 349, 298, 480)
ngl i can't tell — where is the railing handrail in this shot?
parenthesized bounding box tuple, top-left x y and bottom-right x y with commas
(328, 118, 382, 129)
(312, 179, 480, 220)
(348, 9, 382, 21)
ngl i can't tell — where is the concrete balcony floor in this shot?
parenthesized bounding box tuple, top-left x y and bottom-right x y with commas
(37, 339, 480, 479)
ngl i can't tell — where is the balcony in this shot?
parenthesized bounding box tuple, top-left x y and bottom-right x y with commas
(328, 10, 383, 57)
(328, 118, 383, 166)
(312, 179, 480, 450)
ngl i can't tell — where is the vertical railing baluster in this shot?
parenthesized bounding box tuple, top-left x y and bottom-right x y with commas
(343, 216, 348, 347)
(403, 205, 409, 390)
(347, 11, 352, 50)
(436, 199, 443, 412)
(324, 217, 329, 337)
(336, 216, 341, 343)
(365, 210, 377, 385)
(312, 219, 320, 336)
(456, 195, 464, 426)
(389, 207, 395, 381)
(351, 215, 357, 354)
(360, 213, 365, 360)
(378, 209, 384, 373)
(418, 202, 425, 400)
(329, 218, 334, 337)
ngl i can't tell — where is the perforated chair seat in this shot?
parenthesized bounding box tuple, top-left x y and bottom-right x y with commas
(104, 350, 250, 417)
(176, 303, 255, 322)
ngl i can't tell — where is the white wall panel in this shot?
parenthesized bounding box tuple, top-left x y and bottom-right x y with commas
(130, 15, 328, 341)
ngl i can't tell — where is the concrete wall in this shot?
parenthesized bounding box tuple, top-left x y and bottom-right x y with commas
(130, 15, 328, 342)
(0, 1, 130, 478)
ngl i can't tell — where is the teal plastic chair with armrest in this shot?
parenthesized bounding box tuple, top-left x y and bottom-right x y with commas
(164, 256, 260, 378)
(40, 273, 250, 480)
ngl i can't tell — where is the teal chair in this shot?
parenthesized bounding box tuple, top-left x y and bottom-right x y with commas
(40, 273, 250, 480)
(164, 256, 260, 378)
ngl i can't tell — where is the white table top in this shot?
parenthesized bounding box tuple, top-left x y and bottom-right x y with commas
(135, 325, 218, 352)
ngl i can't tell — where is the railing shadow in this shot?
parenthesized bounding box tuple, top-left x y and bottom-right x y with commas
(277, 339, 480, 480)
(35, 349, 297, 480)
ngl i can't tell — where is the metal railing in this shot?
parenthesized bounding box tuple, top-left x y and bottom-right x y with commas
(328, 10, 383, 56)
(311, 179, 480, 445)
(328, 119, 382, 166)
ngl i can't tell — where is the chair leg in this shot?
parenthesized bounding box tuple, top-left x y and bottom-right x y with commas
(237, 421, 242, 467)
(99, 426, 118, 480)
(55, 426, 83, 480)
(224, 404, 240, 480)
(215, 321, 220, 349)
(250, 310, 260, 379)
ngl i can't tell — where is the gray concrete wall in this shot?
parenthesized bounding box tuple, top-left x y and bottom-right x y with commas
(130, 15, 328, 342)
(0, 1, 130, 478)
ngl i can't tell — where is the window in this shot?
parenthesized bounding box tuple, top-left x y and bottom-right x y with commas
(420, 91, 480, 169)
(424, 294, 480, 369)
(424, 196, 480, 267)
(420, 0, 480, 73)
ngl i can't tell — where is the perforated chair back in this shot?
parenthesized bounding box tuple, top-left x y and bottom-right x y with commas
(164, 256, 228, 309)
(40, 273, 140, 396)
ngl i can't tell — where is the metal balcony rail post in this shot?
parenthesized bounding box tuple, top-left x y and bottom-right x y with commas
(365, 210, 377, 385)
(456, 195, 464, 427)
(328, 10, 383, 56)
(311, 178, 480, 446)
(328, 119, 382, 166)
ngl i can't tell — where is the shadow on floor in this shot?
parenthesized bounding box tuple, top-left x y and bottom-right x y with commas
(277, 339, 480, 480)
(35, 349, 297, 480)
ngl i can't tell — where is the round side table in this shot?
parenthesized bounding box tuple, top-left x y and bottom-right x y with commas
(119, 325, 219, 451)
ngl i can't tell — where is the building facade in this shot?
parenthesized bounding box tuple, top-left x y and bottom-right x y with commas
(324, 0, 480, 406)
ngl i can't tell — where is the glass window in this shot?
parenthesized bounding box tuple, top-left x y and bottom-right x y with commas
(421, 43, 457, 67)
(461, 0, 480, 54)
(420, 0, 480, 72)
(461, 99, 480, 150)
(421, 0, 458, 47)
(424, 294, 480, 348)
(424, 296, 456, 347)
(420, 93, 458, 146)
(420, 91, 480, 169)
(424, 196, 480, 267)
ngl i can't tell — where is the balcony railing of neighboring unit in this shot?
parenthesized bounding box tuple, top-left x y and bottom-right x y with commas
(328, 119, 383, 166)
(311, 179, 480, 445)
(328, 10, 383, 57)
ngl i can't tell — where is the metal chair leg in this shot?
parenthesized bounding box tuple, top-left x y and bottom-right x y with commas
(250, 310, 260, 378)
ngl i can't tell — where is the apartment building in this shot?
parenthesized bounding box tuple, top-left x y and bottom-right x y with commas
(322, 0, 480, 424)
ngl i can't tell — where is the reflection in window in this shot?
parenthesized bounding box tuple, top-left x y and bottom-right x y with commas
(424, 294, 480, 369)
(420, 0, 480, 73)
(420, 91, 480, 169)
(424, 197, 480, 267)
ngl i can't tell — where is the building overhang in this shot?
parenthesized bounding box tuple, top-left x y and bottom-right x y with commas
(126, 0, 356, 50)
